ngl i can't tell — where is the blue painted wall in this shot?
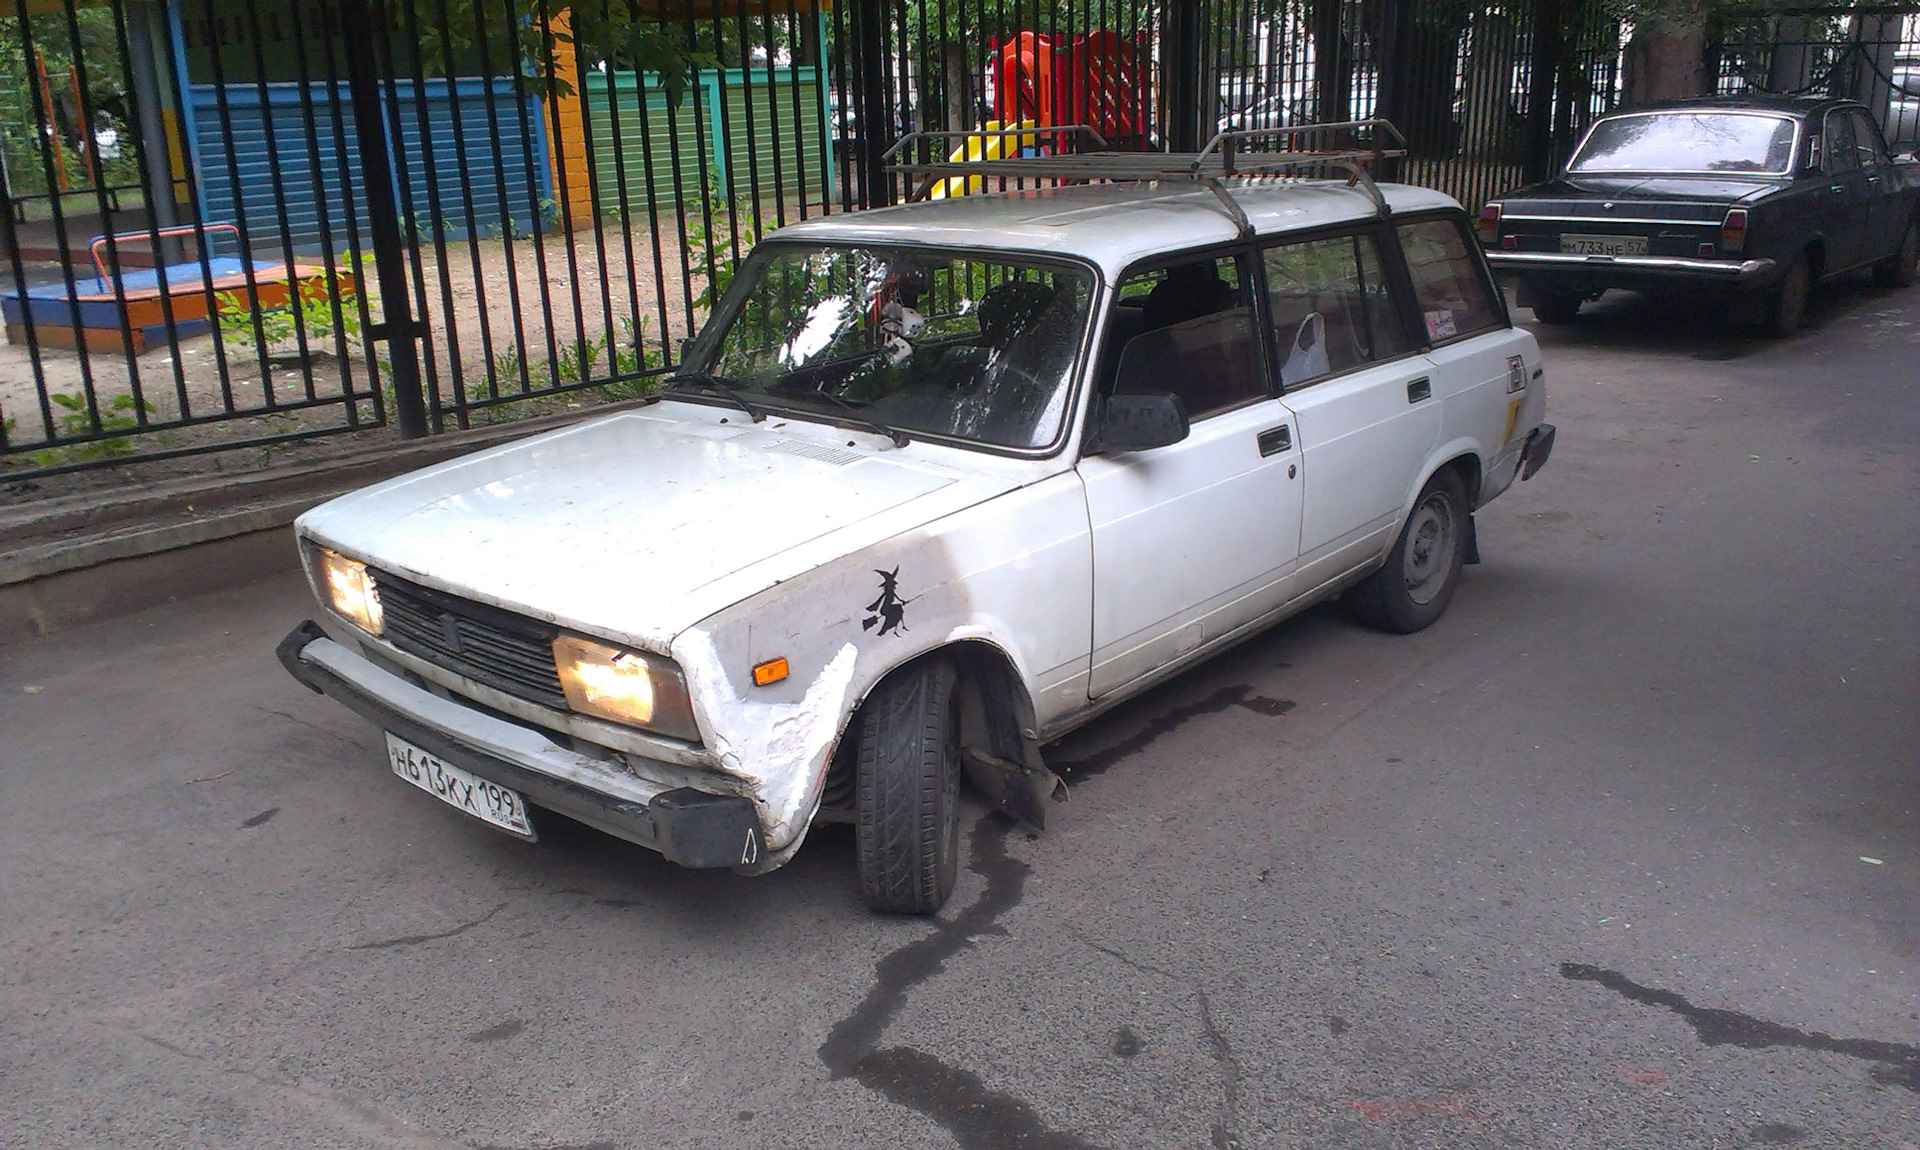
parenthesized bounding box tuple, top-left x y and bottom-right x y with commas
(189, 78, 552, 254)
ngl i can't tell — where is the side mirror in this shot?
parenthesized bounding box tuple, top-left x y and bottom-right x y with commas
(1088, 392, 1189, 453)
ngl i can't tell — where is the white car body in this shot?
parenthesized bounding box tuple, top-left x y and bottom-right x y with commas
(283, 177, 1553, 891)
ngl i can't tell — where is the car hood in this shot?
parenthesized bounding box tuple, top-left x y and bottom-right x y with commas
(296, 405, 1026, 651)
(1504, 173, 1780, 216)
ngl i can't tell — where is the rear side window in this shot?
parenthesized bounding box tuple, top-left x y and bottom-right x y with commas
(1850, 110, 1889, 166)
(1262, 230, 1410, 389)
(1395, 218, 1503, 343)
(1824, 112, 1860, 172)
(1106, 254, 1267, 420)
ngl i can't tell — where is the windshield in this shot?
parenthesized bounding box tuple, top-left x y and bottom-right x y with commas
(690, 245, 1093, 450)
(1569, 112, 1797, 174)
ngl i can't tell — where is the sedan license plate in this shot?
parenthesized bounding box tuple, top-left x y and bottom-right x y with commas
(1560, 233, 1648, 257)
(385, 733, 535, 839)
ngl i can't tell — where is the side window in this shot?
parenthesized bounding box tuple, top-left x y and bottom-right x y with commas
(1851, 111, 1889, 167)
(1394, 217, 1503, 344)
(1106, 254, 1267, 420)
(1262, 230, 1410, 389)
(1825, 112, 1860, 172)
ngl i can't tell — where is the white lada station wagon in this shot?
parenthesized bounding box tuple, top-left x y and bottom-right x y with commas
(280, 125, 1555, 913)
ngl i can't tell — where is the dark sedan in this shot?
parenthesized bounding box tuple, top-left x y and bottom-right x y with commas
(1482, 96, 1919, 336)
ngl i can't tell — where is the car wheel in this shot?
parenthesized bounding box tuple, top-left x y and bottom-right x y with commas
(1345, 468, 1468, 634)
(1764, 252, 1811, 337)
(1872, 218, 1918, 289)
(855, 657, 961, 914)
(1531, 291, 1582, 325)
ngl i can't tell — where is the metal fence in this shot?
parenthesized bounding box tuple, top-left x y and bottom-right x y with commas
(2, 0, 1915, 480)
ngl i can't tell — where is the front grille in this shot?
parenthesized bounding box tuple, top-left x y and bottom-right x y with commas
(371, 571, 568, 710)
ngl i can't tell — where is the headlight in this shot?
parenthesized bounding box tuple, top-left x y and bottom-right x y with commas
(315, 546, 383, 634)
(552, 634, 699, 741)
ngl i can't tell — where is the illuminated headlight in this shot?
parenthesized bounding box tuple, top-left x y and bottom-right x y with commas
(315, 546, 383, 634)
(552, 634, 699, 741)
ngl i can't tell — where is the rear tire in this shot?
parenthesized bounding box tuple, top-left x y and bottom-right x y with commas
(1764, 252, 1811, 338)
(1345, 468, 1468, 634)
(1872, 218, 1918, 288)
(855, 658, 962, 914)
(1531, 291, 1582, 325)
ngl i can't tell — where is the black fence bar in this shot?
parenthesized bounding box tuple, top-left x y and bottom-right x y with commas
(340, 0, 428, 436)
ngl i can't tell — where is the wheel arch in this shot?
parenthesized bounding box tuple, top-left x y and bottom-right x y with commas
(845, 637, 1039, 762)
(1413, 443, 1484, 512)
(1803, 236, 1826, 281)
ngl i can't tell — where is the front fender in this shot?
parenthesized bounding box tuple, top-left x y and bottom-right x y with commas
(670, 473, 1093, 858)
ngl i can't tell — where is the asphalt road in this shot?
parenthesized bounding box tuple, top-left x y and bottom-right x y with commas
(3, 279, 1915, 1150)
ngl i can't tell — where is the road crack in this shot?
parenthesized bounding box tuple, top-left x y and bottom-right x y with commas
(349, 903, 507, 951)
(1080, 938, 1244, 1149)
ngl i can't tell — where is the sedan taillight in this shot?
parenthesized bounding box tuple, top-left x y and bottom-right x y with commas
(1721, 208, 1748, 253)
(1479, 201, 1502, 244)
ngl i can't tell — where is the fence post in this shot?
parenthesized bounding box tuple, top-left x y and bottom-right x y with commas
(339, 0, 430, 438)
(849, 0, 891, 207)
(1162, 0, 1204, 151)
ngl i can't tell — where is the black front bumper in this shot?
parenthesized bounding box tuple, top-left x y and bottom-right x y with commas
(277, 621, 763, 870)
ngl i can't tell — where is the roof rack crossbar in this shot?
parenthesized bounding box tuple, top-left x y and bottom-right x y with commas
(886, 118, 1409, 226)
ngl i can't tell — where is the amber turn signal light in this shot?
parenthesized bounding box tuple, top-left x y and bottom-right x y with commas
(752, 657, 789, 687)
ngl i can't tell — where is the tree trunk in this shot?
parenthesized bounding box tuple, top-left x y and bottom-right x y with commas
(1624, 0, 1707, 104)
(1459, 10, 1516, 159)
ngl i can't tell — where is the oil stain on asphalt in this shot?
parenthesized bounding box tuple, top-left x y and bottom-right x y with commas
(817, 679, 1299, 1147)
(1560, 963, 1918, 1092)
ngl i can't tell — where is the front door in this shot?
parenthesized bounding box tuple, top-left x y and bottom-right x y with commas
(1080, 253, 1303, 697)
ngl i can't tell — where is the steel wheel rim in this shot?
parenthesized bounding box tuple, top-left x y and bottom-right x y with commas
(1402, 493, 1457, 605)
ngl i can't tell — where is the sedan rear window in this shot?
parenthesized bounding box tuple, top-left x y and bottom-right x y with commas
(1569, 112, 1797, 174)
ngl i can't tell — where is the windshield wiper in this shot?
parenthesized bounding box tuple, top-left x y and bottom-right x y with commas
(798, 390, 911, 447)
(658, 373, 765, 422)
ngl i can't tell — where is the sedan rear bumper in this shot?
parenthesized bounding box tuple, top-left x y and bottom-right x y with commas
(1487, 251, 1776, 282)
(277, 620, 764, 869)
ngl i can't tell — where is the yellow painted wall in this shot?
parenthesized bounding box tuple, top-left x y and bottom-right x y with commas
(543, 9, 593, 232)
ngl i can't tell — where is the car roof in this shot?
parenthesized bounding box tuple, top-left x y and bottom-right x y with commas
(1601, 94, 1849, 118)
(769, 179, 1460, 277)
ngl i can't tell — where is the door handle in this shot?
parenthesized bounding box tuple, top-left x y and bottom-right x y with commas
(1830, 183, 1845, 194)
(1407, 377, 1431, 403)
(1257, 424, 1292, 456)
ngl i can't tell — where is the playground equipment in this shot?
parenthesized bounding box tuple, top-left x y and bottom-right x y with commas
(1, 224, 357, 354)
(928, 30, 1149, 200)
(926, 121, 1039, 199)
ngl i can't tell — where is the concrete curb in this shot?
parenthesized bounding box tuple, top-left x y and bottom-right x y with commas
(0, 398, 655, 643)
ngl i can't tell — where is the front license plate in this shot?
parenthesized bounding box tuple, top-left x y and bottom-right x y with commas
(1560, 233, 1648, 257)
(385, 733, 535, 839)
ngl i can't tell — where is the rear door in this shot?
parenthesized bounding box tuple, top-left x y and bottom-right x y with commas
(1852, 110, 1909, 261)
(1821, 109, 1873, 270)
(1265, 224, 1440, 596)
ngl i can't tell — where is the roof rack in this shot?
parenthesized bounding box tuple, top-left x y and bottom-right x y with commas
(884, 119, 1409, 236)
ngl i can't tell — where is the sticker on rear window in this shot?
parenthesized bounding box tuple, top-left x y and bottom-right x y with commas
(1424, 309, 1457, 340)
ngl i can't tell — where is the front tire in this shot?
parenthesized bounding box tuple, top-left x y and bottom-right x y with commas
(855, 658, 962, 914)
(1764, 252, 1811, 338)
(1872, 218, 1918, 289)
(1346, 468, 1468, 634)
